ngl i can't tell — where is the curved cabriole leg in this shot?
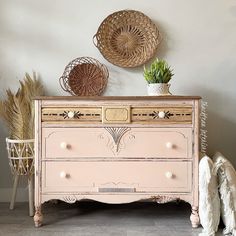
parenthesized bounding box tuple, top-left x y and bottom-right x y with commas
(34, 206, 43, 227)
(190, 206, 200, 228)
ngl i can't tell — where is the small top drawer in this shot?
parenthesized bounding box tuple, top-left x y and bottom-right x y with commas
(41, 105, 193, 124)
(42, 127, 192, 159)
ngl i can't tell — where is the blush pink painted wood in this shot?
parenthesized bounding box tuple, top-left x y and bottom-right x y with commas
(42, 127, 192, 159)
(42, 161, 192, 193)
(34, 96, 201, 228)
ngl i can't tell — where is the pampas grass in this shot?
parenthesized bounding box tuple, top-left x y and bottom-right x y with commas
(0, 72, 44, 140)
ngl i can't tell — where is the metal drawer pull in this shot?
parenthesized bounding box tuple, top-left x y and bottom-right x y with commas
(165, 172, 173, 179)
(98, 187, 136, 193)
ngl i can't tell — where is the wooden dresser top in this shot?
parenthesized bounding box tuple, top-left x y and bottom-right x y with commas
(34, 96, 201, 100)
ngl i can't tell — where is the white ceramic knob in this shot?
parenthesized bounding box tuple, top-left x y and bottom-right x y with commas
(158, 111, 165, 119)
(60, 142, 68, 149)
(166, 142, 174, 149)
(165, 171, 173, 179)
(60, 171, 67, 178)
(68, 111, 74, 118)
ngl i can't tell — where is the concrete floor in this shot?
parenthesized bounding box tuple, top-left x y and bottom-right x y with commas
(0, 201, 223, 236)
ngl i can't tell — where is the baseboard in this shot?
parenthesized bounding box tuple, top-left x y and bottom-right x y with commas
(0, 188, 29, 202)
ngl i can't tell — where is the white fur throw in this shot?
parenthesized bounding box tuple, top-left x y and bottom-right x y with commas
(199, 155, 220, 236)
(213, 152, 236, 236)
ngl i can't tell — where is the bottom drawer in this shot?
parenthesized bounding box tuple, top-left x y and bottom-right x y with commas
(42, 161, 192, 193)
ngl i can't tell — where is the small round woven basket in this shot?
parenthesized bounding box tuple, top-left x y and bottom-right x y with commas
(60, 57, 109, 96)
(94, 10, 161, 68)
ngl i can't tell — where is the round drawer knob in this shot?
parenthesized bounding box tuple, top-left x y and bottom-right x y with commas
(60, 142, 68, 149)
(166, 142, 174, 149)
(68, 111, 74, 118)
(60, 171, 68, 178)
(158, 111, 165, 119)
(165, 171, 173, 179)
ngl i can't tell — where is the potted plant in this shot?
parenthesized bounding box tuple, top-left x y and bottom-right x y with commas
(144, 58, 174, 96)
(0, 72, 44, 216)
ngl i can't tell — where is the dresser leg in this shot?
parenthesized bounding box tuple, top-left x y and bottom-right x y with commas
(190, 206, 200, 228)
(34, 206, 43, 227)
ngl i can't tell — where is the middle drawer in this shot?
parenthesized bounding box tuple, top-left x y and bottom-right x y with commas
(42, 127, 192, 159)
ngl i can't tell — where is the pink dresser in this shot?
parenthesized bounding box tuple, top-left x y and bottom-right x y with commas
(34, 96, 201, 227)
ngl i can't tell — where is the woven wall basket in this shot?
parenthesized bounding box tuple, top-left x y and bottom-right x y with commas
(93, 10, 161, 68)
(59, 57, 109, 96)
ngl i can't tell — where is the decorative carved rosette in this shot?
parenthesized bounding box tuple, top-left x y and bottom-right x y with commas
(62, 196, 77, 204)
(151, 195, 180, 204)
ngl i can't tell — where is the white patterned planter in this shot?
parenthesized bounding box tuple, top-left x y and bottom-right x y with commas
(6, 138, 34, 176)
(6, 138, 35, 216)
(147, 83, 171, 96)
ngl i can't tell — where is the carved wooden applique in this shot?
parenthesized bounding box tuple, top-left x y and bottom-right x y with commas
(104, 127, 131, 154)
(102, 106, 131, 124)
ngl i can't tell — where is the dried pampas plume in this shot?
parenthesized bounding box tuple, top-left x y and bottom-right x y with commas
(0, 72, 44, 140)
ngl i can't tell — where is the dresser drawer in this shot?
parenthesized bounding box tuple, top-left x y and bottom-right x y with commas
(41, 105, 192, 124)
(42, 161, 192, 193)
(42, 127, 192, 159)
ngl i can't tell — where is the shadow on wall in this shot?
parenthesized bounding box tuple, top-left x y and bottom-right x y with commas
(229, 5, 236, 17)
(0, 121, 12, 187)
(189, 85, 236, 167)
(207, 111, 236, 162)
(152, 19, 169, 61)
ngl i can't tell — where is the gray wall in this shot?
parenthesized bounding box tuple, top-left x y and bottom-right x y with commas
(0, 0, 236, 201)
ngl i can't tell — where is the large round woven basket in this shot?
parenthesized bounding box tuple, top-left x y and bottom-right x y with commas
(94, 10, 161, 68)
(59, 57, 109, 96)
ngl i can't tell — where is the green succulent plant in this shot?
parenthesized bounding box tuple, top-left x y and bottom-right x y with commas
(144, 58, 174, 84)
